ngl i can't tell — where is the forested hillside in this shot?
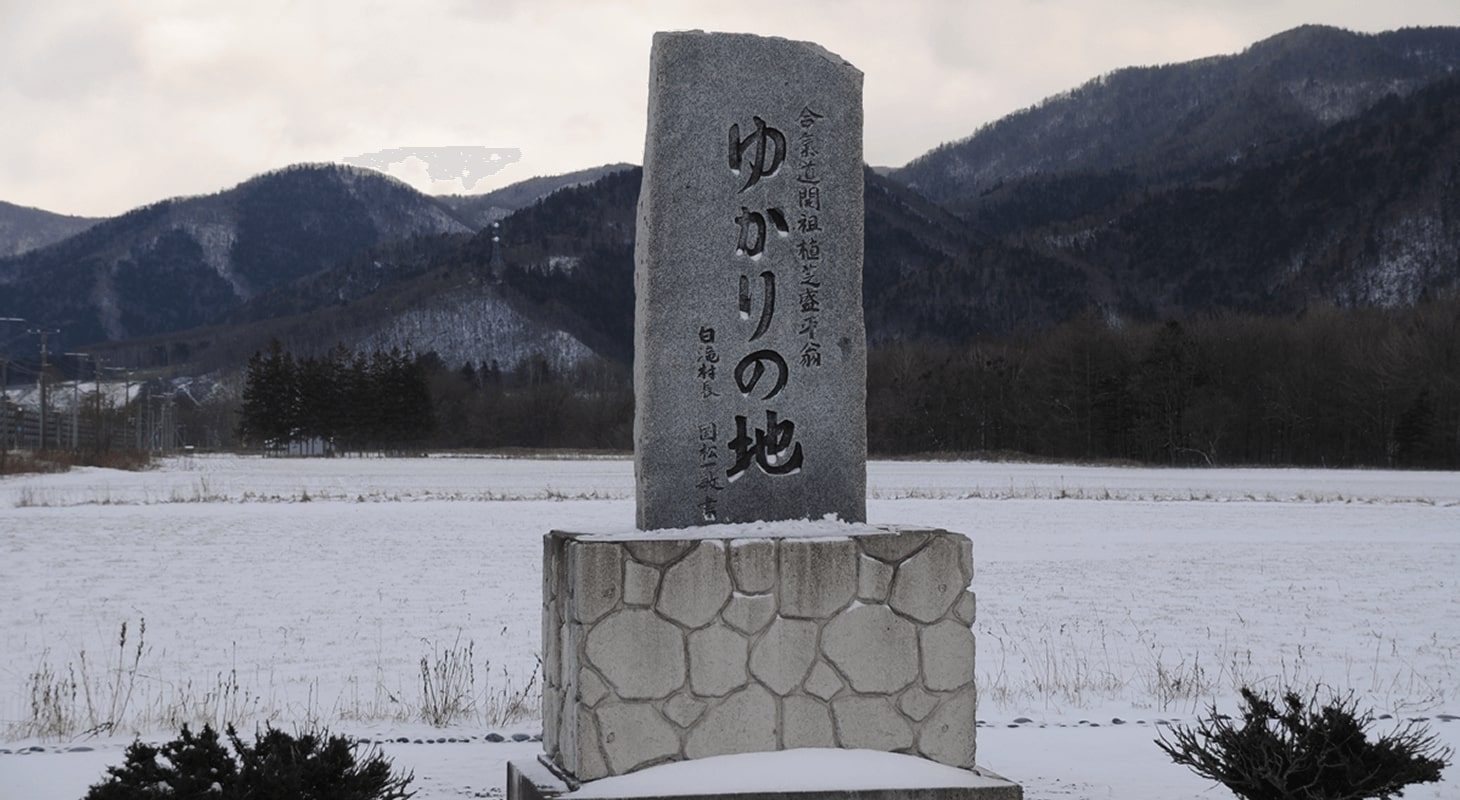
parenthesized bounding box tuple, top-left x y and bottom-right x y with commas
(0, 201, 99, 258)
(893, 25, 1460, 205)
(0, 164, 478, 350)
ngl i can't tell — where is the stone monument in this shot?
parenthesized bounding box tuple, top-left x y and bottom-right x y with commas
(633, 30, 866, 531)
(508, 31, 1020, 800)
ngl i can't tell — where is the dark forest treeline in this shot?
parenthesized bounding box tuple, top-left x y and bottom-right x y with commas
(236, 340, 633, 454)
(869, 297, 1460, 467)
(237, 341, 436, 454)
(236, 296, 1459, 467)
(424, 355, 633, 451)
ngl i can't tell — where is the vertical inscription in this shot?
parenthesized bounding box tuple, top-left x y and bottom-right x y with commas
(795, 106, 824, 368)
(695, 327, 723, 521)
(724, 113, 802, 484)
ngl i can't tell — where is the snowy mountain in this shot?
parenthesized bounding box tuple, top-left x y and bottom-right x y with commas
(893, 25, 1460, 207)
(889, 71, 1460, 327)
(1, 161, 650, 370)
(0, 164, 474, 351)
(0, 200, 99, 258)
(77, 168, 643, 377)
(866, 26, 1460, 330)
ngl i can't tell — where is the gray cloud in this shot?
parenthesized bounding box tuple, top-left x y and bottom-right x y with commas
(14, 30, 141, 101)
(2, 0, 1457, 216)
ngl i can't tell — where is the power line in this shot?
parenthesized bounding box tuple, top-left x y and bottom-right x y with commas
(0, 362, 42, 378)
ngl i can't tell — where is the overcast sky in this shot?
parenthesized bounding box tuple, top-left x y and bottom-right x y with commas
(3, 0, 1458, 218)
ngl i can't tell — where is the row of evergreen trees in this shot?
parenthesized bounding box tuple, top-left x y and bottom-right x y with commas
(424, 355, 633, 451)
(868, 297, 1460, 468)
(237, 342, 633, 454)
(237, 342, 434, 454)
(237, 296, 1459, 468)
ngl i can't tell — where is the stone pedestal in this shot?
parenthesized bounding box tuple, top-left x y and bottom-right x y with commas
(542, 527, 983, 782)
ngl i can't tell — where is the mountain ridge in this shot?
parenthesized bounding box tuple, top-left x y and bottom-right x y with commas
(0, 163, 476, 349)
(892, 25, 1460, 207)
(5, 23, 1458, 380)
(0, 200, 101, 258)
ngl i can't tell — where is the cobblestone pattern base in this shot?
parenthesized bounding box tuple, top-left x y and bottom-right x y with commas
(542, 528, 978, 781)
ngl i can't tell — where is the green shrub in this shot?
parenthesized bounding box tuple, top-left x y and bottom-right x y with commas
(85, 724, 414, 800)
(1157, 686, 1452, 800)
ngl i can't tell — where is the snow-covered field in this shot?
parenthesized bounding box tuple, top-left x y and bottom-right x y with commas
(2, 454, 1456, 799)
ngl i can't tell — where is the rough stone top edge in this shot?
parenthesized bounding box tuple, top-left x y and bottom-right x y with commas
(651, 29, 862, 76)
(553, 521, 952, 543)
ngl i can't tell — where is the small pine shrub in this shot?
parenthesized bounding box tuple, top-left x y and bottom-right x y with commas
(85, 724, 414, 800)
(84, 724, 234, 800)
(1157, 686, 1452, 800)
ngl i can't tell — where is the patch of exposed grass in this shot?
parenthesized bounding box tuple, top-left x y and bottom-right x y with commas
(1, 449, 155, 476)
(8, 621, 541, 741)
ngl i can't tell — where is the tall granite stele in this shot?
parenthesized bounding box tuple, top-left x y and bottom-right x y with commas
(509, 31, 1020, 800)
(633, 30, 866, 530)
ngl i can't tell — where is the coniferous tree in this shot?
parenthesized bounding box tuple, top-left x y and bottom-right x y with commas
(237, 338, 296, 452)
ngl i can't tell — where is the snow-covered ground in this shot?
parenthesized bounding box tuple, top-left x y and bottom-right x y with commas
(1, 454, 1456, 799)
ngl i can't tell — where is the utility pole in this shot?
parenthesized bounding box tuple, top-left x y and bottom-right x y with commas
(29, 328, 59, 451)
(65, 352, 88, 450)
(1, 353, 7, 452)
(101, 363, 131, 452)
(93, 355, 104, 450)
(165, 390, 176, 451)
(126, 370, 136, 450)
(0, 353, 7, 457)
(0, 318, 23, 454)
